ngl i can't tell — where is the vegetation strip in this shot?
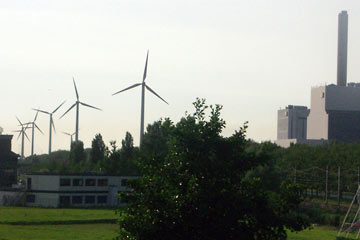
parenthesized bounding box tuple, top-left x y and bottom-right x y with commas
(0, 218, 116, 225)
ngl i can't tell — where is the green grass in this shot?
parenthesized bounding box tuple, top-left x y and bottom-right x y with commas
(288, 226, 358, 240)
(0, 224, 118, 240)
(0, 207, 117, 223)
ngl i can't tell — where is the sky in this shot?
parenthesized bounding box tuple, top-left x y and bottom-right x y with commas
(1, 0, 360, 156)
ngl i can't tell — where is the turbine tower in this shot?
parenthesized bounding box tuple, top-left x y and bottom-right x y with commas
(60, 78, 102, 142)
(14, 117, 30, 160)
(33, 101, 65, 154)
(23, 111, 43, 156)
(62, 131, 75, 148)
(112, 51, 168, 146)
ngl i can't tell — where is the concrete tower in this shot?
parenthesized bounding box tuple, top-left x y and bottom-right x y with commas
(337, 10, 348, 86)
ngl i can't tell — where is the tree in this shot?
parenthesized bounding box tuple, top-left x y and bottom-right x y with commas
(90, 133, 106, 166)
(68, 140, 86, 172)
(141, 118, 174, 159)
(117, 98, 309, 240)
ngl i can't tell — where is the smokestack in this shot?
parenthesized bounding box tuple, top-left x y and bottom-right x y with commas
(337, 10, 348, 86)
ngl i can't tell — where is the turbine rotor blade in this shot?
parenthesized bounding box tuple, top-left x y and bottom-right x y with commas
(62, 132, 71, 136)
(73, 77, 79, 100)
(16, 116, 22, 126)
(24, 131, 30, 141)
(33, 109, 50, 115)
(143, 50, 149, 82)
(52, 100, 66, 114)
(34, 123, 43, 135)
(17, 132, 21, 140)
(80, 102, 102, 111)
(112, 83, 141, 96)
(145, 84, 169, 105)
(59, 103, 77, 119)
(34, 111, 39, 122)
(51, 116, 56, 133)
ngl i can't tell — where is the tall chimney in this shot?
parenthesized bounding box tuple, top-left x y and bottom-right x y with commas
(337, 10, 348, 86)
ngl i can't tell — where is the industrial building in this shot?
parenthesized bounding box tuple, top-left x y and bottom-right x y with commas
(277, 105, 309, 140)
(276, 10, 360, 147)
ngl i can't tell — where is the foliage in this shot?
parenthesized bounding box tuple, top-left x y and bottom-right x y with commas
(117, 98, 309, 240)
(90, 133, 106, 167)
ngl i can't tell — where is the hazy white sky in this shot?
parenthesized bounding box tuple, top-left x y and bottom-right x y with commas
(1, 0, 360, 155)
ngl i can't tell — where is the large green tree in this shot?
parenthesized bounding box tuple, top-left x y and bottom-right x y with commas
(90, 133, 106, 166)
(117, 98, 309, 240)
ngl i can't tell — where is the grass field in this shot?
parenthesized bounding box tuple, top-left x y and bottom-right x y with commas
(0, 207, 117, 223)
(0, 207, 119, 239)
(288, 226, 358, 240)
(0, 224, 118, 240)
(0, 207, 358, 240)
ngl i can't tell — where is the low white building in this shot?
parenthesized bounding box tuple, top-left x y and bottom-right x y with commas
(24, 173, 138, 208)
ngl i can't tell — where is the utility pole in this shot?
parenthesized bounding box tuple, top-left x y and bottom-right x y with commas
(338, 166, 341, 209)
(326, 166, 329, 206)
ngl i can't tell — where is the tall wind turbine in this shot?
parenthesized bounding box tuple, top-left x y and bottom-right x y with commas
(112, 51, 168, 146)
(33, 101, 65, 154)
(14, 117, 30, 160)
(62, 131, 75, 148)
(23, 111, 43, 156)
(60, 78, 102, 142)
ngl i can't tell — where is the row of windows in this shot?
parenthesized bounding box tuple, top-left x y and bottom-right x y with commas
(59, 178, 129, 187)
(59, 195, 107, 205)
(60, 178, 108, 187)
(26, 194, 108, 205)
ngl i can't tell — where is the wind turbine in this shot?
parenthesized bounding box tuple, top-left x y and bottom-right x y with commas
(33, 101, 65, 154)
(62, 131, 75, 148)
(112, 51, 168, 146)
(60, 78, 102, 142)
(14, 117, 30, 160)
(23, 111, 43, 156)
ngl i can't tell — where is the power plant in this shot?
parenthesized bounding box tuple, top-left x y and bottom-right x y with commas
(277, 10, 360, 147)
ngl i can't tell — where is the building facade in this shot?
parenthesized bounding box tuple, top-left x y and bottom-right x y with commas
(307, 84, 360, 143)
(0, 135, 19, 188)
(277, 105, 310, 140)
(25, 173, 138, 207)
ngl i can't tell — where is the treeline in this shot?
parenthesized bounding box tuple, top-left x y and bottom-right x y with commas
(24, 132, 140, 175)
(247, 141, 360, 198)
(23, 118, 172, 176)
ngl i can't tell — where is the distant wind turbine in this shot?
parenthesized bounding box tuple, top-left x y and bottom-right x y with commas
(62, 131, 75, 148)
(60, 78, 102, 142)
(13, 117, 30, 160)
(23, 111, 43, 156)
(112, 51, 168, 146)
(33, 101, 65, 154)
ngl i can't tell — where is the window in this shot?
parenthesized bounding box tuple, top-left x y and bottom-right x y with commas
(72, 196, 83, 204)
(85, 179, 96, 186)
(85, 196, 95, 204)
(60, 178, 71, 186)
(97, 195, 107, 204)
(321, 92, 325, 98)
(27, 178, 32, 190)
(26, 194, 35, 203)
(59, 196, 70, 206)
(121, 179, 128, 187)
(72, 179, 83, 186)
(97, 179, 108, 186)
